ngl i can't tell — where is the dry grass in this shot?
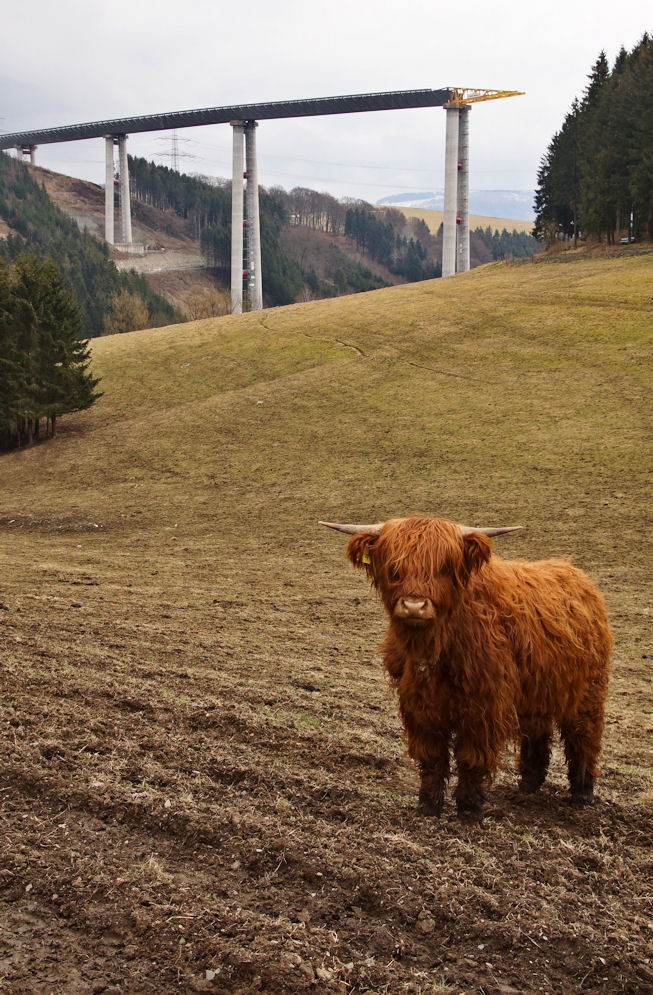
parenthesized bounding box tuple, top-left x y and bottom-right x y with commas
(391, 206, 535, 234)
(0, 255, 651, 993)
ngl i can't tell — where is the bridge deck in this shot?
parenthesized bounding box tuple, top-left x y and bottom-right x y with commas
(0, 89, 452, 149)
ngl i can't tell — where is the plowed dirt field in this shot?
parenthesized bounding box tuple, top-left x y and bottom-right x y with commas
(1, 256, 652, 993)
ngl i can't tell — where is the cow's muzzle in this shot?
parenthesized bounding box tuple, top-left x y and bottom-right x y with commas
(393, 597, 436, 624)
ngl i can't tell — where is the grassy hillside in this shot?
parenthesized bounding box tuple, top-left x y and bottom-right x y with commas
(1, 257, 651, 993)
(29, 162, 537, 319)
(6, 255, 648, 563)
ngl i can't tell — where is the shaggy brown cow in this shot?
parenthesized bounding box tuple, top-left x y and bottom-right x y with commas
(321, 516, 612, 817)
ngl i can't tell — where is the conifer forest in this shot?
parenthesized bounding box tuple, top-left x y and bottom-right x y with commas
(534, 35, 652, 243)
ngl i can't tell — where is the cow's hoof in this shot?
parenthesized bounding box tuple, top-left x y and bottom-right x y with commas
(457, 806, 483, 822)
(519, 776, 544, 794)
(571, 791, 595, 807)
(456, 797, 484, 821)
(455, 782, 485, 818)
(417, 801, 442, 818)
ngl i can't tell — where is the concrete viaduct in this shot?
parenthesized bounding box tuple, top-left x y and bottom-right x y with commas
(0, 88, 522, 311)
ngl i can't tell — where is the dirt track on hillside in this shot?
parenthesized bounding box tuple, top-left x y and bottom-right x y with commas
(1, 521, 651, 995)
(113, 250, 204, 275)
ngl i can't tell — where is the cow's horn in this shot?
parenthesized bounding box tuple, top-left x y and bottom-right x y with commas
(319, 521, 382, 536)
(460, 525, 523, 537)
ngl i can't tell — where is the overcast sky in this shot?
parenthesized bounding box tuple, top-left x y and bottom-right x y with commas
(2, 0, 649, 207)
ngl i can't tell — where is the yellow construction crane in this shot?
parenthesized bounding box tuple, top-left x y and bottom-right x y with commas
(448, 88, 525, 104)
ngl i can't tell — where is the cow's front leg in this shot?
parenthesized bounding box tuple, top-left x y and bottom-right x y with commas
(454, 765, 487, 817)
(403, 728, 450, 817)
(399, 689, 451, 817)
(453, 732, 495, 818)
(418, 745, 450, 817)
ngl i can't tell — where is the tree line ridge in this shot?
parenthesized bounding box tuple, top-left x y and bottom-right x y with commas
(534, 34, 652, 244)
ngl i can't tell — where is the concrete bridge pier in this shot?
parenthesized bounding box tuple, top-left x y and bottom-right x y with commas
(230, 121, 245, 313)
(230, 119, 263, 313)
(442, 103, 471, 277)
(104, 134, 132, 246)
(104, 136, 116, 245)
(442, 105, 460, 278)
(17, 144, 37, 164)
(456, 106, 471, 274)
(244, 121, 263, 311)
(117, 135, 132, 245)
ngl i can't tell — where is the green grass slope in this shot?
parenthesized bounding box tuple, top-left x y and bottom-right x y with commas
(4, 255, 650, 563)
(3, 253, 651, 737)
(0, 256, 651, 993)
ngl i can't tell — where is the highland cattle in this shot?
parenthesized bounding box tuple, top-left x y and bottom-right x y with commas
(321, 516, 612, 817)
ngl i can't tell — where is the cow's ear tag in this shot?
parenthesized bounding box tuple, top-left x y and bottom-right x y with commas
(362, 550, 371, 565)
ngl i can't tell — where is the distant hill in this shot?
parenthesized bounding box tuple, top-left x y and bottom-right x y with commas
(392, 206, 535, 238)
(0, 155, 178, 337)
(378, 189, 535, 222)
(1, 157, 538, 323)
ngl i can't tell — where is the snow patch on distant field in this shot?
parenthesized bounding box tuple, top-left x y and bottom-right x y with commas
(378, 189, 535, 221)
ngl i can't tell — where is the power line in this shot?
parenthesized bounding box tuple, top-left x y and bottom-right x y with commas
(183, 134, 530, 173)
(184, 135, 439, 172)
(153, 130, 196, 170)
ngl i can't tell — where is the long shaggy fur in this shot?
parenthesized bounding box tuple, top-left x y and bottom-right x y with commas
(346, 516, 612, 816)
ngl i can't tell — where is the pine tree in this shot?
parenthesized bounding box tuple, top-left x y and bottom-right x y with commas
(0, 254, 101, 449)
(626, 34, 653, 239)
(534, 37, 653, 244)
(0, 260, 19, 443)
(0, 152, 177, 337)
(581, 51, 610, 110)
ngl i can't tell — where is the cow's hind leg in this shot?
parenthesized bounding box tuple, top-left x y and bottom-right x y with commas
(519, 727, 552, 794)
(561, 709, 604, 806)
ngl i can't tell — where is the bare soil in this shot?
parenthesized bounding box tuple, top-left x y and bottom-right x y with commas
(1, 256, 652, 993)
(114, 251, 205, 277)
(27, 166, 210, 317)
(1, 529, 650, 995)
(30, 166, 196, 253)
